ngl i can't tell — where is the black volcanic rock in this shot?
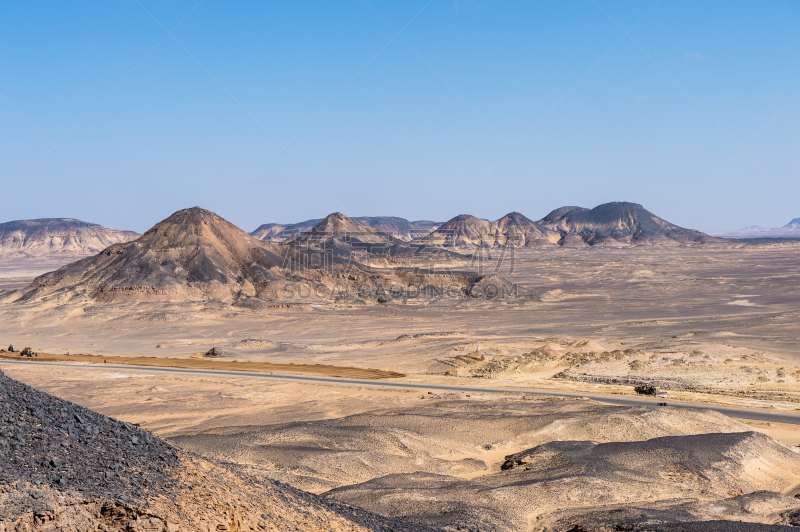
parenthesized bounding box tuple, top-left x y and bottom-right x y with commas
(0, 369, 445, 531)
(0, 368, 181, 510)
(538, 201, 722, 245)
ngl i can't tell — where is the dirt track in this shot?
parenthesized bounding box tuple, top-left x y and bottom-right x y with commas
(0, 351, 404, 380)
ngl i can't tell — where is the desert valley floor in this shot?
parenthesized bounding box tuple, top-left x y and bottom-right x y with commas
(2, 244, 800, 531)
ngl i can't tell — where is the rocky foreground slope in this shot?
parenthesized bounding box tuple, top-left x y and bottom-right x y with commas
(0, 368, 439, 531)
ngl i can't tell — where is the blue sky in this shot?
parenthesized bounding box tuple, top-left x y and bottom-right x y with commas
(1, 1, 798, 233)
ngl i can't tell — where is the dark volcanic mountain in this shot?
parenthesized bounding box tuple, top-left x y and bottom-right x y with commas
(0, 218, 138, 257)
(537, 202, 723, 245)
(412, 212, 559, 248)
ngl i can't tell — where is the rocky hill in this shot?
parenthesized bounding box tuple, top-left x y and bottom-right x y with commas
(252, 204, 721, 248)
(10, 208, 509, 306)
(287, 213, 402, 251)
(0, 368, 439, 531)
(0, 218, 138, 258)
(411, 212, 560, 248)
(252, 217, 440, 242)
(15, 207, 297, 304)
(250, 219, 322, 242)
(350, 217, 440, 241)
(407, 203, 722, 249)
(537, 202, 723, 246)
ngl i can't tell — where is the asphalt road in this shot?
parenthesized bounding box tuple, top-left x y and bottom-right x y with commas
(2, 359, 800, 426)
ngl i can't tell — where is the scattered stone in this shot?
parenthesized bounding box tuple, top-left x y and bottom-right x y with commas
(204, 347, 231, 358)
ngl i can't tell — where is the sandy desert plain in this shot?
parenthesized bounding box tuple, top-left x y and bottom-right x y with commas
(2, 208, 800, 531)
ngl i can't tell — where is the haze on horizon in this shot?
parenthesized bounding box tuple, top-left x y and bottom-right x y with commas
(1, 0, 798, 234)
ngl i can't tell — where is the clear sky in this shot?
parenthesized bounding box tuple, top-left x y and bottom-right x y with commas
(1, 1, 798, 234)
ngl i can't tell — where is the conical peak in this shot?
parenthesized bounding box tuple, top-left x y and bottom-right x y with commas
(499, 212, 535, 225)
(312, 212, 373, 234)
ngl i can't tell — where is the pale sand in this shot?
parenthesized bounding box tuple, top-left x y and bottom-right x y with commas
(2, 245, 800, 530)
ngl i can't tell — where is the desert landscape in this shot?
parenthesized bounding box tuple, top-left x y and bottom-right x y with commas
(1, 203, 800, 531)
(3, 3, 797, 529)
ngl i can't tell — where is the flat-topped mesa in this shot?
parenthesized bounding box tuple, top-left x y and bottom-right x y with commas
(0, 218, 138, 256)
(413, 213, 559, 248)
(538, 201, 723, 245)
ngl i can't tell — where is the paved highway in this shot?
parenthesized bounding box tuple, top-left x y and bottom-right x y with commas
(2, 359, 800, 426)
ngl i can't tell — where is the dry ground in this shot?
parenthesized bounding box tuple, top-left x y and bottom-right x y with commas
(2, 244, 800, 530)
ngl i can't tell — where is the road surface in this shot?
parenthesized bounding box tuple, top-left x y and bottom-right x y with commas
(2, 359, 800, 426)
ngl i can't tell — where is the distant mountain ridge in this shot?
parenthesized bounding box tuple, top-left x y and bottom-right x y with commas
(712, 217, 800, 239)
(252, 216, 441, 242)
(253, 202, 719, 249)
(14, 208, 489, 305)
(409, 202, 719, 248)
(0, 218, 138, 257)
